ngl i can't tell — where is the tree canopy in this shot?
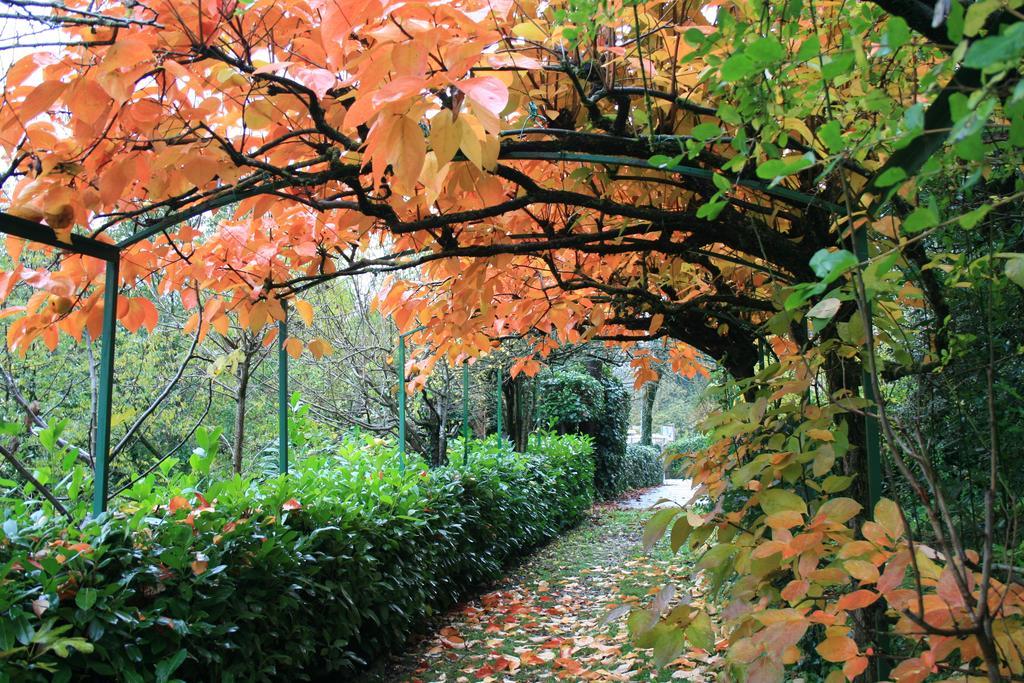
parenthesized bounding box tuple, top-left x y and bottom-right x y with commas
(1, 0, 1004, 377)
(2, 0, 1024, 680)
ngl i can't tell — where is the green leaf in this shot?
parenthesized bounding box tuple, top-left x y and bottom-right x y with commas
(755, 155, 813, 180)
(643, 508, 679, 551)
(690, 122, 722, 141)
(796, 38, 820, 62)
(886, 17, 910, 49)
(696, 542, 735, 570)
(155, 649, 188, 683)
(903, 103, 925, 133)
(902, 207, 938, 233)
(963, 24, 1024, 69)
(759, 488, 808, 515)
(809, 249, 858, 285)
(958, 204, 991, 229)
(721, 53, 758, 81)
(819, 121, 843, 153)
(696, 198, 727, 220)
(1006, 255, 1024, 288)
(75, 588, 98, 611)
(670, 516, 693, 552)
(652, 625, 686, 667)
(746, 36, 784, 64)
(963, 0, 999, 36)
(823, 475, 855, 493)
(873, 166, 907, 188)
(648, 154, 682, 169)
(684, 610, 715, 651)
(684, 28, 705, 47)
(821, 52, 854, 80)
(946, 0, 965, 41)
(712, 173, 731, 192)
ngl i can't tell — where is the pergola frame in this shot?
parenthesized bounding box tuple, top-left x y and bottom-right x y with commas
(0, 193, 883, 517)
(0, 211, 483, 515)
(0, 211, 294, 517)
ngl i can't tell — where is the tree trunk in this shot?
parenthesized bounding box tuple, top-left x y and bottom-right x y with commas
(640, 373, 660, 446)
(231, 354, 252, 475)
(504, 374, 532, 452)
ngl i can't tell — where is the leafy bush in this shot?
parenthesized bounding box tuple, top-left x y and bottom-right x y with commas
(661, 431, 711, 478)
(622, 445, 664, 490)
(536, 364, 630, 498)
(0, 432, 593, 682)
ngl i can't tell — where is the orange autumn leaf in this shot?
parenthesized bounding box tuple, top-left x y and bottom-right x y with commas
(815, 635, 859, 663)
(836, 589, 879, 611)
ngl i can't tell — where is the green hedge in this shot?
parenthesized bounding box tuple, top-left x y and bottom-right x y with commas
(623, 444, 664, 490)
(536, 364, 631, 498)
(0, 433, 594, 682)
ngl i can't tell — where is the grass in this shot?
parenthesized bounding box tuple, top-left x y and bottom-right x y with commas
(359, 505, 704, 682)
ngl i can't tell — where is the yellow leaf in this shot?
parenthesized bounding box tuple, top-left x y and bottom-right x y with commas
(243, 98, 274, 130)
(874, 498, 905, 539)
(844, 559, 880, 583)
(391, 115, 426, 191)
(457, 116, 484, 169)
(430, 110, 459, 166)
(284, 337, 303, 359)
(816, 497, 862, 524)
(806, 428, 834, 442)
(294, 299, 314, 326)
(512, 22, 546, 42)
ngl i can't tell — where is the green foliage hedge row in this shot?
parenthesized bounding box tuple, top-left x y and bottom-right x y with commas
(536, 364, 632, 498)
(622, 445, 664, 490)
(0, 432, 594, 682)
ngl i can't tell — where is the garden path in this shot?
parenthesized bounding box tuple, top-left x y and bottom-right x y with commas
(359, 482, 705, 682)
(616, 479, 698, 510)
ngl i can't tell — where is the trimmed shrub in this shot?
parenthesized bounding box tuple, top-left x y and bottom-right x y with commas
(0, 432, 593, 682)
(623, 444, 664, 490)
(536, 364, 630, 499)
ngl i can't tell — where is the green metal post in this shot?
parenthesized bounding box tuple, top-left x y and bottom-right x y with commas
(397, 334, 407, 473)
(462, 361, 470, 466)
(854, 226, 883, 510)
(277, 304, 288, 475)
(531, 378, 538, 451)
(92, 258, 119, 517)
(495, 367, 503, 447)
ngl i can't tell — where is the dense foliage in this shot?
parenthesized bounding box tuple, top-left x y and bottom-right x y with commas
(1, 0, 1024, 680)
(0, 433, 594, 681)
(622, 445, 664, 491)
(536, 364, 635, 498)
(661, 432, 712, 480)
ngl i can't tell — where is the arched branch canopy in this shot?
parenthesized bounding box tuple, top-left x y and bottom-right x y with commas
(0, 0, 951, 379)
